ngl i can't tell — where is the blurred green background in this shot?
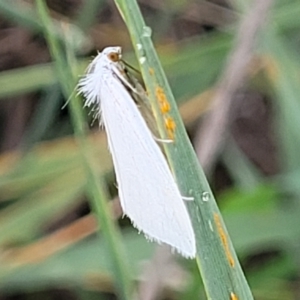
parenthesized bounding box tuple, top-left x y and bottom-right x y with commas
(0, 0, 300, 299)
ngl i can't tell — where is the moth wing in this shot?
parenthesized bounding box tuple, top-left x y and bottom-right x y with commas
(101, 77, 196, 258)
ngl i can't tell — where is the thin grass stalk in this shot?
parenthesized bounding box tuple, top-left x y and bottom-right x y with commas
(114, 0, 253, 299)
(35, 1, 133, 299)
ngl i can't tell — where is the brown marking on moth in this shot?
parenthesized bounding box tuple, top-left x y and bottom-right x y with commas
(214, 213, 235, 267)
(119, 69, 126, 76)
(108, 52, 120, 62)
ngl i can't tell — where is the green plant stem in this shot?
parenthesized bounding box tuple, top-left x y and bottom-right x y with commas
(114, 0, 253, 299)
(35, 1, 133, 299)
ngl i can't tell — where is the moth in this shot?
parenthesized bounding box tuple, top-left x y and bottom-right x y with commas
(77, 46, 196, 258)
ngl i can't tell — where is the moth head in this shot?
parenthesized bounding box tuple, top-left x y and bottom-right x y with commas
(102, 46, 122, 63)
(86, 46, 123, 74)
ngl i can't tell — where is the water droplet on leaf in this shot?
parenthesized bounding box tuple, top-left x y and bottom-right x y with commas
(142, 26, 152, 37)
(201, 192, 210, 202)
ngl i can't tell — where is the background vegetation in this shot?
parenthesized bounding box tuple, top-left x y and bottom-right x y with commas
(0, 0, 299, 299)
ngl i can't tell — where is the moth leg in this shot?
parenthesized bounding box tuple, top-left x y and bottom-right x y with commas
(112, 65, 139, 94)
(152, 134, 173, 144)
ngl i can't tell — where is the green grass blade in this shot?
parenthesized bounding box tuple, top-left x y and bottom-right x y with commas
(261, 29, 300, 173)
(35, 1, 133, 299)
(114, 0, 253, 299)
(0, 0, 87, 52)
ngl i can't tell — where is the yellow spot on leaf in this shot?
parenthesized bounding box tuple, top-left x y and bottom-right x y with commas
(155, 86, 176, 140)
(214, 213, 235, 267)
(165, 117, 176, 139)
(149, 67, 154, 75)
(155, 86, 171, 114)
(160, 101, 170, 113)
(165, 117, 176, 131)
(230, 292, 238, 300)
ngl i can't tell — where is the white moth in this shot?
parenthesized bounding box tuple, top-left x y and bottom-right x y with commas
(77, 46, 196, 258)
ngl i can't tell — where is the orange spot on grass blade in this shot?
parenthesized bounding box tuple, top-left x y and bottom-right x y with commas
(155, 86, 171, 113)
(214, 213, 235, 267)
(165, 116, 176, 139)
(149, 67, 154, 75)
